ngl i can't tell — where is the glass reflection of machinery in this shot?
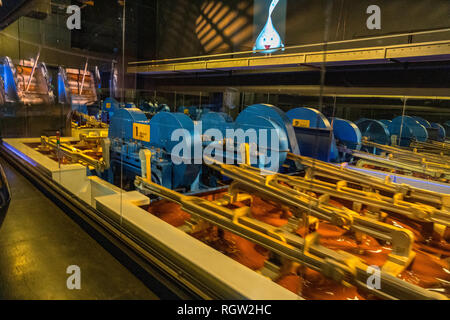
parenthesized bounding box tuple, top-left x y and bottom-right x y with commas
(0, 56, 54, 107)
(58, 64, 101, 116)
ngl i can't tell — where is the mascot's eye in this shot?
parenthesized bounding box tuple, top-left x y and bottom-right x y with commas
(271, 37, 273, 40)
(264, 38, 266, 41)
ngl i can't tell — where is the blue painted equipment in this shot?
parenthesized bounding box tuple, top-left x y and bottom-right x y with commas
(107, 108, 201, 191)
(240, 104, 300, 156)
(138, 101, 170, 118)
(413, 116, 431, 128)
(379, 120, 392, 128)
(285, 107, 337, 162)
(178, 106, 210, 121)
(199, 105, 296, 172)
(235, 112, 289, 170)
(139, 101, 156, 113)
(356, 119, 391, 146)
(389, 116, 428, 146)
(330, 117, 362, 161)
(413, 116, 444, 142)
(431, 123, 446, 142)
(200, 112, 234, 137)
(445, 121, 450, 139)
(100, 97, 121, 123)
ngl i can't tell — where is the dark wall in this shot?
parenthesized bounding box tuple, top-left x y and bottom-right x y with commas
(154, 0, 450, 59)
(286, 0, 450, 44)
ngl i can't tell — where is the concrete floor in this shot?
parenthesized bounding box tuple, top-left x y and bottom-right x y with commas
(0, 159, 160, 300)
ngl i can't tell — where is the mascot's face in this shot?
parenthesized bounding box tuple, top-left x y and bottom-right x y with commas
(254, 21, 283, 53)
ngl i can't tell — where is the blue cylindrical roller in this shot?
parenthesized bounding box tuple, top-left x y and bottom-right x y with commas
(379, 120, 392, 128)
(431, 123, 446, 142)
(331, 118, 362, 151)
(102, 97, 121, 122)
(139, 101, 156, 113)
(234, 115, 288, 170)
(444, 121, 450, 138)
(237, 104, 300, 155)
(356, 119, 391, 146)
(201, 112, 233, 137)
(413, 116, 431, 128)
(150, 112, 201, 189)
(286, 107, 338, 161)
(157, 104, 170, 113)
(108, 107, 149, 141)
(286, 107, 330, 129)
(390, 116, 428, 144)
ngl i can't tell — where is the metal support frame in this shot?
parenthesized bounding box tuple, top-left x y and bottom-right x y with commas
(134, 176, 446, 300)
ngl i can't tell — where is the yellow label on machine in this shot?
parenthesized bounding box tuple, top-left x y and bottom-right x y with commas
(133, 123, 150, 142)
(106, 103, 111, 109)
(292, 119, 310, 128)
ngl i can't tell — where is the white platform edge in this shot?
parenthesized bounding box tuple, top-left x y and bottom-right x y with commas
(2, 138, 301, 300)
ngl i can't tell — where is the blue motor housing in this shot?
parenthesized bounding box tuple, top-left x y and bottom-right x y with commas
(356, 119, 391, 146)
(178, 106, 209, 121)
(285, 107, 338, 162)
(379, 120, 392, 128)
(233, 114, 289, 171)
(108, 108, 201, 190)
(331, 118, 362, 161)
(239, 104, 300, 155)
(413, 116, 431, 128)
(201, 112, 234, 138)
(413, 116, 445, 142)
(445, 121, 450, 138)
(431, 123, 446, 142)
(101, 97, 121, 123)
(157, 104, 170, 113)
(389, 116, 428, 146)
(139, 101, 156, 113)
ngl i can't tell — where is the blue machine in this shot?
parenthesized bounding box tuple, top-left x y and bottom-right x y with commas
(105, 104, 304, 191)
(240, 104, 300, 155)
(431, 123, 446, 142)
(379, 120, 392, 128)
(413, 116, 431, 129)
(285, 107, 338, 162)
(138, 101, 170, 117)
(100, 97, 122, 123)
(199, 105, 298, 172)
(413, 116, 445, 142)
(200, 112, 234, 137)
(107, 108, 201, 191)
(388, 116, 428, 146)
(356, 119, 391, 146)
(330, 117, 362, 161)
(445, 121, 450, 139)
(178, 106, 210, 121)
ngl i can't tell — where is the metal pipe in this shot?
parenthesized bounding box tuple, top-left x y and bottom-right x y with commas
(79, 59, 88, 95)
(25, 48, 40, 92)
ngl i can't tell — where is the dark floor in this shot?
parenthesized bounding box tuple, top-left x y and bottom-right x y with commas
(0, 159, 159, 300)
